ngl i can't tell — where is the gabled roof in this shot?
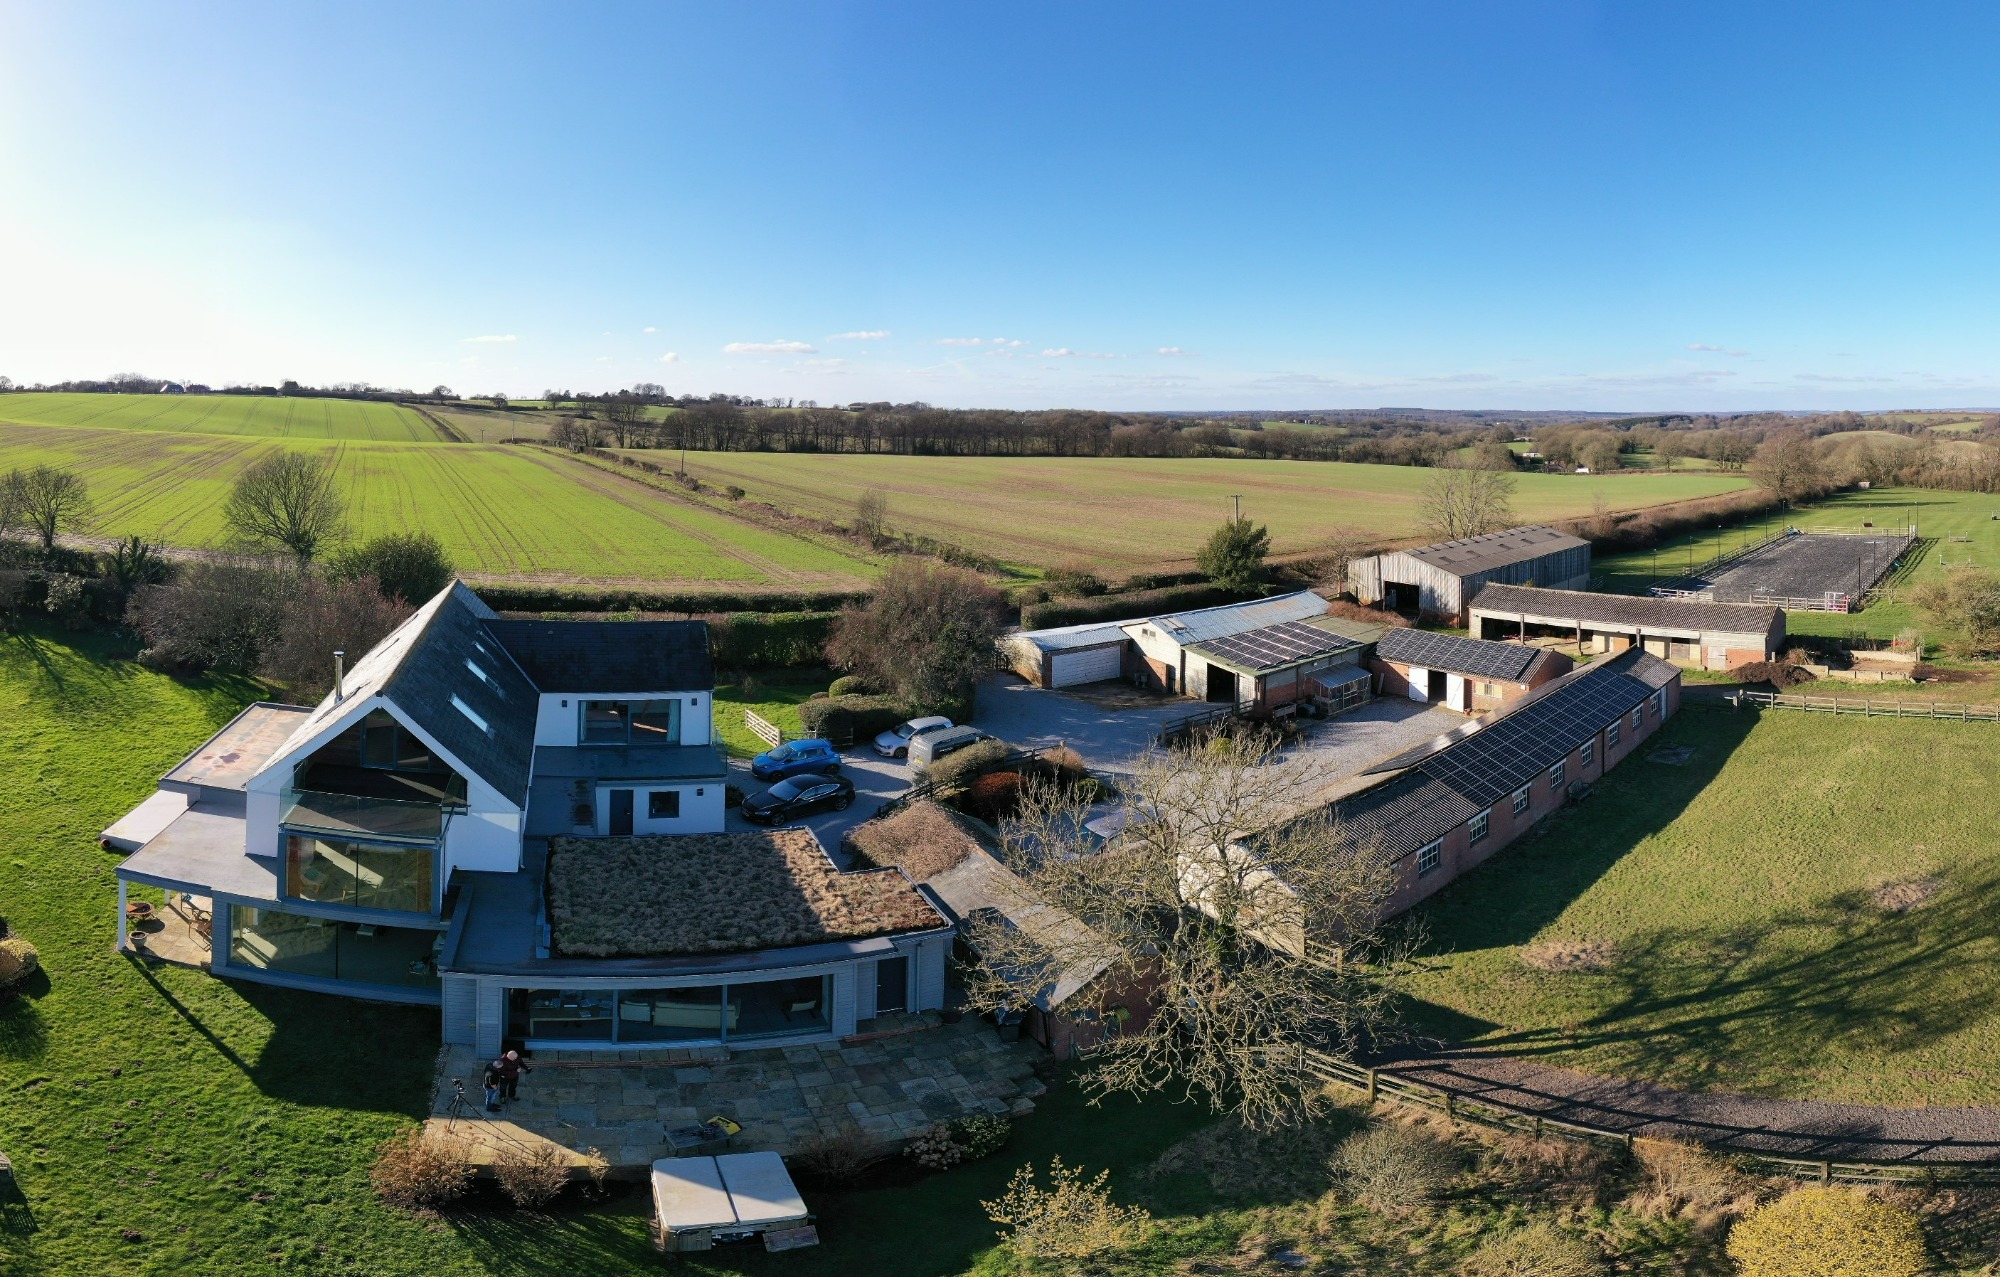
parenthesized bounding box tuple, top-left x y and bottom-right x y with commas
(1336, 649, 1679, 860)
(1125, 590, 1328, 646)
(1469, 583, 1782, 635)
(1374, 628, 1556, 683)
(260, 582, 539, 805)
(1187, 618, 1360, 676)
(1397, 525, 1589, 577)
(486, 619, 712, 692)
(1006, 621, 1131, 653)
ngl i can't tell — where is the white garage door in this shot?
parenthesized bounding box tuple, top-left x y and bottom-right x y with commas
(1050, 644, 1123, 687)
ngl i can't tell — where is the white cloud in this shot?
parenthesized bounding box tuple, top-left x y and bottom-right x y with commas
(938, 337, 987, 346)
(594, 356, 612, 363)
(723, 340, 816, 355)
(643, 326, 657, 334)
(1156, 346, 1194, 357)
(1687, 343, 1725, 351)
(1082, 351, 1120, 359)
(1041, 348, 1075, 358)
(830, 330, 889, 341)
(659, 352, 679, 364)
(461, 334, 517, 344)
(800, 357, 849, 371)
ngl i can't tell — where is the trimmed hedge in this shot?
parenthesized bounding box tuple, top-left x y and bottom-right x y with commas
(1022, 583, 1244, 630)
(798, 694, 912, 742)
(476, 582, 868, 615)
(827, 674, 873, 697)
(709, 611, 835, 669)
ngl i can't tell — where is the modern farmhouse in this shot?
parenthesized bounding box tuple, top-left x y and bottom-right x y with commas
(104, 583, 952, 1057)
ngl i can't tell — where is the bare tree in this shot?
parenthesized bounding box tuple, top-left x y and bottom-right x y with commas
(222, 451, 347, 565)
(825, 560, 1007, 711)
(1748, 431, 1829, 505)
(1314, 527, 1374, 599)
(1418, 459, 1517, 541)
(1, 465, 94, 552)
(961, 735, 1409, 1129)
(600, 396, 650, 448)
(854, 489, 889, 542)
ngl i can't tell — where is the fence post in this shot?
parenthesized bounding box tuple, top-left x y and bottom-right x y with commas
(1444, 1092, 1455, 1124)
(1532, 1115, 1542, 1139)
(1819, 1160, 1831, 1185)
(1365, 1068, 1377, 1106)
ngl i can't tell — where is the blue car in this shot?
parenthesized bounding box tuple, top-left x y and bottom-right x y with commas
(750, 738, 843, 781)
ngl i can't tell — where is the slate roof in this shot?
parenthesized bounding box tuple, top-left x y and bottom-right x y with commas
(1469, 583, 1781, 636)
(1400, 525, 1589, 577)
(1186, 619, 1359, 676)
(1126, 590, 1328, 646)
(1374, 628, 1555, 683)
(486, 619, 713, 692)
(384, 585, 541, 804)
(1333, 649, 1679, 861)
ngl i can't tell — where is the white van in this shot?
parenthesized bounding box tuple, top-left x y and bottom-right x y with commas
(909, 725, 993, 770)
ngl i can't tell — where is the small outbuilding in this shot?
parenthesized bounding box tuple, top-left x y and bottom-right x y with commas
(1370, 628, 1573, 714)
(1000, 621, 1131, 689)
(1347, 526, 1591, 624)
(1120, 591, 1329, 699)
(1467, 584, 1785, 672)
(1181, 618, 1368, 715)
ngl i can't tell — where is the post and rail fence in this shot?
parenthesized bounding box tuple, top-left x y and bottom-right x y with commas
(1731, 689, 2000, 722)
(1302, 1050, 2000, 1187)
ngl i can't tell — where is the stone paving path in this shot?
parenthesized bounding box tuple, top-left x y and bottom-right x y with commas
(428, 1014, 1046, 1172)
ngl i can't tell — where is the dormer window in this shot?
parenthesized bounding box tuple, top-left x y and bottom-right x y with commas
(580, 698, 682, 745)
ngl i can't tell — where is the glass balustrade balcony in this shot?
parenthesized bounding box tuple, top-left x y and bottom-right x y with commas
(281, 787, 448, 843)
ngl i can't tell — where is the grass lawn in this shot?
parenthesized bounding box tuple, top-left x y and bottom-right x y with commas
(1403, 705, 2000, 1107)
(1593, 485, 2000, 642)
(648, 452, 1751, 574)
(0, 393, 439, 442)
(0, 423, 875, 591)
(711, 670, 832, 759)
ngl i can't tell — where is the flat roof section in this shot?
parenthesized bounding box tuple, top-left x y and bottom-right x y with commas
(162, 703, 312, 792)
(115, 802, 280, 901)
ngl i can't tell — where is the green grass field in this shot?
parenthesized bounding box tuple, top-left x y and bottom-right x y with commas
(0, 392, 440, 442)
(1404, 707, 2000, 1106)
(1594, 486, 2000, 640)
(651, 452, 1752, 573)
(0, 423, 875, 589)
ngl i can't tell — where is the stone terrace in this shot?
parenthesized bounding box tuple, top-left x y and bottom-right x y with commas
(428, 1012, 1046, 1173)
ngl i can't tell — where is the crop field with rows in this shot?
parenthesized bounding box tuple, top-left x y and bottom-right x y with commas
(0, 392, 441, 441)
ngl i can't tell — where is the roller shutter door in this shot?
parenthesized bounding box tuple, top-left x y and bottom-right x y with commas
(1050, 644, 1122, 687)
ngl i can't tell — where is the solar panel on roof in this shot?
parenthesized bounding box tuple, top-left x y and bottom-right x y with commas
(1375, 629, 1539, 682)
(1188, 620, 1354, 673)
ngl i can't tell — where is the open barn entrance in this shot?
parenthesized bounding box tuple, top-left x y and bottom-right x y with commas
(1385, 581, 1420, 614)
(1426, 669, 1448, 703)
(1206, 665, 1238, 703)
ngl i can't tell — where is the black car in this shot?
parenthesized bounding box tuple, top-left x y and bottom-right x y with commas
(740, 773, 857, 825)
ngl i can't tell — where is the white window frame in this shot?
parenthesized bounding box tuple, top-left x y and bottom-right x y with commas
(1416, 840, 1442, 876)
(1654, 689, 1668, 717)
(1608, 719, 1621, 747)
(1580, 739, 1594, 768)
(1631, 705, 1644, 731)
(1511, 786, 1530, 816)
(1549, 759, 1566, 789)
(1469, 810, 1490, 843)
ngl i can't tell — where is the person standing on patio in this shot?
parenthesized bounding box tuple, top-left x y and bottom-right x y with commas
(481, 1057, 505, 1113)
(496, 1049, 531, 1103)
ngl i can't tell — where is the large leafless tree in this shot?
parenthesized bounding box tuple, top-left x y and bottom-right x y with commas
(222, 451, 347, 565)
(1418, 459, 1518, 541)
(961, 735, 1410, 1129)
(1, 464, 94, 553)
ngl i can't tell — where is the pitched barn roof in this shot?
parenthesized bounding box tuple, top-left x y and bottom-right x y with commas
(1126, 590, 1327, 646)
(486, 619, 712, 692)
(1399, 525, 1589, 577)
(1373, 628, 1558, 683)
(1469, 583, 1781, 635)
(1187, 619, 1359, 676)
(1335, 649, 1679, 861)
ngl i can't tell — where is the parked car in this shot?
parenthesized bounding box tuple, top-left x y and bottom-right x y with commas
(872, 715, 954, 758)
(909, 725, 994, 769)
(740, 773, 857, 825)
(749, 738, 842, 781)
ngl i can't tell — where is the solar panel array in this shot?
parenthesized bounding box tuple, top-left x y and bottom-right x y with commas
(1189, 619, 1356, 673)
(1419, 666, 1651, 807)
(1375, 628, 1541, 681)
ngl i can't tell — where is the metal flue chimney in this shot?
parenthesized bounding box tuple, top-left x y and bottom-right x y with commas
(334, 650, 346, 703)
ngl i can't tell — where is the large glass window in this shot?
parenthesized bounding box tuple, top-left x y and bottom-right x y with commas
(229, 907, 440, 990)
(286, 834, 436, 915)
(360, 708, 431, 770)
(505, 976, 832, 1045)
(580, 699, 682, 745)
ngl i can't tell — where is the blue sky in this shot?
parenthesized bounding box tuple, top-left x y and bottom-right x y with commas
(3, 3, 1998, 411)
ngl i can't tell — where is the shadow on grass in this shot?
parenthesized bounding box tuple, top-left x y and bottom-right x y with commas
(0, 970, 51, 1060)
(127, 959, 440, 1112)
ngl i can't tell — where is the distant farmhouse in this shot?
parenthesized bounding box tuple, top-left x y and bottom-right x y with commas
(1347, 526, 1591, 625)
(105, 583, 952, 1058)
(1468, 584, 1785, 672)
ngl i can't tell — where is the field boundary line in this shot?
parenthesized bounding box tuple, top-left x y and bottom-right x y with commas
(1731, 690, 2000, 722)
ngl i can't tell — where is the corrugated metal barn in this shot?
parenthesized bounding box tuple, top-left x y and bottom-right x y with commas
(1347, 525, 1591, 624)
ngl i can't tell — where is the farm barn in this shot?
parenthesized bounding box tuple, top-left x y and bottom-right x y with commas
(1347, 525, 1591, 624)
(1468, 584, 1784, 672)
(1120, 591, 1330, 700)
(1370, 628, 1573, 714)
(1180, 619, 1370, 716)
(1001, 621, 1131, 689)
(1327, 647, 1681, 917)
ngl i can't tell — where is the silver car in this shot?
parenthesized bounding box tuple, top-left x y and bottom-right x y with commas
(873, 715, 953, 758)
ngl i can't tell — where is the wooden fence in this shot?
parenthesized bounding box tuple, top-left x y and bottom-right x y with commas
(1302, 1050, 2000, 1186)
(868, 746, 1045, 822)
(743, 709, 785, 749)
(1155, 704, 1241, 747)
(1732, 690, 2000, 722)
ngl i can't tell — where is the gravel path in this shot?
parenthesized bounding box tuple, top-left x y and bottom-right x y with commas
(1369, 1046, 2000, 1163)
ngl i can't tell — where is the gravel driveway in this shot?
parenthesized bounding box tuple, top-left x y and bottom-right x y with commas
(726, 746, 912, 866)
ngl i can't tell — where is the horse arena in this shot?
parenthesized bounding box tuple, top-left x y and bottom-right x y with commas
(1658, 529, 1916, 611)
